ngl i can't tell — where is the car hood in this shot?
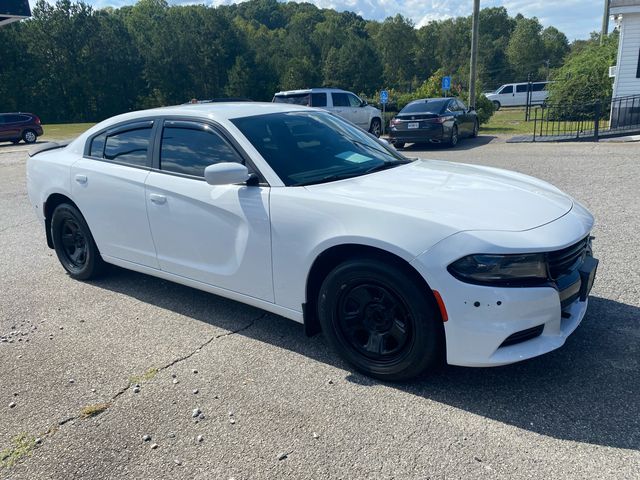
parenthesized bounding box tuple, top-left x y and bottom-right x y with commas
(304, 159, 573, 232)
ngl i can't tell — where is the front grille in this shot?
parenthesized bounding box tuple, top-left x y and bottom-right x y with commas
(547, 236, 589, 279)
(500, 324, 545, 348)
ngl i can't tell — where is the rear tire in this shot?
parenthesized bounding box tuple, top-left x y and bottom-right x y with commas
(317, 258, 444, 381)
(369, 118, 382, 138)
(23, 129, 37, 144)
(51, 203, 105, 280)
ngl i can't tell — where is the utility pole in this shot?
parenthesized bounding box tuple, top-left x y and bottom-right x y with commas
(469, 0, 480, 109)
(601, 0, 610, 45)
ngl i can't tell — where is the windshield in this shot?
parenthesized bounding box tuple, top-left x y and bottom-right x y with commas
(232, 111, 409, 186)
(400, 99, 448, 114)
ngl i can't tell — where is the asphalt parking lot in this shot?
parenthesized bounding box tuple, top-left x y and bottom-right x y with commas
(1, 136, 638, 479)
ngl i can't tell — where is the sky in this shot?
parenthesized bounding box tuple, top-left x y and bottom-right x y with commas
(29, 0, 609, 41)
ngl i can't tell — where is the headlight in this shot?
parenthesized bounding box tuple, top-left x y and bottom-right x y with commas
(447, 253, 548, 286)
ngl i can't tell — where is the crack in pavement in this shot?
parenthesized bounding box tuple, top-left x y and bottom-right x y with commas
(3, 312, 267, 469)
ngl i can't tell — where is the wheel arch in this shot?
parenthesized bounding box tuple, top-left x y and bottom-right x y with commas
(43, 193, 80, 249)
(303, 243, 442, 337)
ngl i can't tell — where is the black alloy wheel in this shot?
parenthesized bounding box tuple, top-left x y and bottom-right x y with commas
(318, 258, 444, 381)
(51, 203, 105, 280)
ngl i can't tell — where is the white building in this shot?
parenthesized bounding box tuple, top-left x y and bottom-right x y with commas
(611, 0, 640, 98)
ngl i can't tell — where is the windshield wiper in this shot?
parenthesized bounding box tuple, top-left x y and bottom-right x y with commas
(296, 170, 365, 186)
(363, 160, 410, 175)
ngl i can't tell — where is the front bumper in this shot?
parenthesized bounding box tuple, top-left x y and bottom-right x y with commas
(411, 205, 596, 367)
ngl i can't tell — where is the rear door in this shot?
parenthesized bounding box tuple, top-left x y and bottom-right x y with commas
(71, 120, 159, 268)
(144, 119, 273, 301)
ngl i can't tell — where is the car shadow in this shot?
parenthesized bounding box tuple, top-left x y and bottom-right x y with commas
(89, 266, 639, 451)
(399, 135, 497, 152)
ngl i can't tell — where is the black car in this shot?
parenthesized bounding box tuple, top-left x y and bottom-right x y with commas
(389, 98, 478, 148)
(0, 112, 44, 144)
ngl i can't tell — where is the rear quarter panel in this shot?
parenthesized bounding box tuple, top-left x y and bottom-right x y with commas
(27, 148, 77, 223)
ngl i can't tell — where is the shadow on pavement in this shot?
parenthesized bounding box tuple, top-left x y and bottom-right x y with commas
(399, 134, 497, 152)
(91, 267, 639, 451)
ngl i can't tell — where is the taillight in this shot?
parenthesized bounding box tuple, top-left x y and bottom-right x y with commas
(428, 115, 454, 124)
(34, 116, 41, 125)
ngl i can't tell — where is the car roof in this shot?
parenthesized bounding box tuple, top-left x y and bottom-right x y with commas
(274, 88, 350, 95)
(406, 98, 453, 103)
(103, 102, 313, 125)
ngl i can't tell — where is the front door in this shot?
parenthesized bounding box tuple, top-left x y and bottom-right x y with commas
(145, 120, 273, 302)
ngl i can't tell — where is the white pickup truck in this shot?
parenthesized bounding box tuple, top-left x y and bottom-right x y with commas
(273, 88, 383, 137)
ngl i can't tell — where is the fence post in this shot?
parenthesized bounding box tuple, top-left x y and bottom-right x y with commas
(594, 101, 601, 142)
(533, 107, 537, 141)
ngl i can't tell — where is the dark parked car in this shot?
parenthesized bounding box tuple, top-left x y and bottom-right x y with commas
(0, 112, 43, 144)
(389, 98, 478, 148)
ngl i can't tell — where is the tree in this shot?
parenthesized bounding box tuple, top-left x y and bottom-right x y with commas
(547, 34, 618, 105)
(542, 27, 570, 69)
(507, 17, 545, 81)
(371, 15, 417, 89)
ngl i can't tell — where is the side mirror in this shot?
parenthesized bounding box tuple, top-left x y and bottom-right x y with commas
(360, 100, 368, 107)
(204, 162, 250, 186)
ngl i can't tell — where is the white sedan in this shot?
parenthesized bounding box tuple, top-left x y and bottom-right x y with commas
(27, 103, 598, 380)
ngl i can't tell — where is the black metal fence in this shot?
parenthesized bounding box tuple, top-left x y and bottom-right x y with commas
(532, 94, 640, 141)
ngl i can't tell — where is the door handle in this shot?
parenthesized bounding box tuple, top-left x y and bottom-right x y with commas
(74, 174, 88, 185)
(149, 193, 167, 205)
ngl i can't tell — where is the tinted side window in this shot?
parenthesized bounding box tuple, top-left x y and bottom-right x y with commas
(532, 83, 547, 92)
(516, 84, 528, 93)
(6, 114, 22, 123)
(347, 94, 361, 107)
(0, 115, 5, 124)
(104, 127, 152, 167)
(331, 93, 350, 107)
(457, 100, 467, 111)
(447, 101, 459, 112)
(160, 124, 242, 177)
(500, 85, 513, 94)
(90, 133, 106, 157)
(273, 94, 309, 106)
(311, 93, 327, 107)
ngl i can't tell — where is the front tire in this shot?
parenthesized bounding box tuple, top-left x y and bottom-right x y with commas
(23, 129, 37, 144)
(492, 101, 501, 111)
(448, 125, 459, 147)
(318, 258, 444, 381)
(369, 118, 382, 138)
(471, 119, 479, 138)
(51, 203, 105, 280)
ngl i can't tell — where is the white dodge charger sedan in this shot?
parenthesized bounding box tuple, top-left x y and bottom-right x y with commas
(27, 103, 598, 380)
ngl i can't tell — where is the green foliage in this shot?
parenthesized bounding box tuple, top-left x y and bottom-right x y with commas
(547, 34, 618, 105)
(0, 0, 587, 123)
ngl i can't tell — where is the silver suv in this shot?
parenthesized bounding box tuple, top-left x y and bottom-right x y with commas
(273, 88, 383, 137)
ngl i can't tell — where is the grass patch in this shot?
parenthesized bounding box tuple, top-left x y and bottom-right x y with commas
(482, 108, 536, 135)
(0, 433, 36, 468)
(41, 123, 95, 141)
(129, 367, 159, 385)
(80, 402, 111, 418)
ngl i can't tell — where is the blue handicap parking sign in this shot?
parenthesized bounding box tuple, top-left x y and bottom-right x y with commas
(380, 90, 389, 104)
(442, 76, 451, 91)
